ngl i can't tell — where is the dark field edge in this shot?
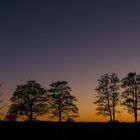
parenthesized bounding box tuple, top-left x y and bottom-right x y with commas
(0, 121, 140, 139)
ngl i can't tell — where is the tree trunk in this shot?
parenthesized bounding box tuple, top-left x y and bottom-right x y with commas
(112, 82, 116, 123)
(29, 104, 33, 121)
(58, 100, 61, 123)
(108, 103, 112, 122)
(134, 110, 137, 123)
(59, 113, 61, 123)
(110, 114, 112, 122)
(134, 88, 138, 123)
(113, 107, 115, 123)
(29, 111, 33, 121)
(112, 98, 115, 123)
(107, 94, 112, 122)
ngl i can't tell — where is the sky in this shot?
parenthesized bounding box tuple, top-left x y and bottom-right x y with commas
(1, 0, 140, 122)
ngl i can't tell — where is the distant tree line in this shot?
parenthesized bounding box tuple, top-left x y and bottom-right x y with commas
(95, 72, 140, 123)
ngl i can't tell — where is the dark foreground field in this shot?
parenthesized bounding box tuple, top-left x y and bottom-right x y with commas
(0, 121, 140, 139)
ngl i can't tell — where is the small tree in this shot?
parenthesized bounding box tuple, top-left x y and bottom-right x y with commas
(121, 72, 140, 123)
(95, 73, 120, 122)
(6, 80, 48, 121)
(49, 80, 79, 122)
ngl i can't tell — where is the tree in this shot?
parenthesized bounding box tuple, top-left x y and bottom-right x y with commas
(0, 85, 4, 119)
(121, 72, 140, 123)
(49, 80, 79, 122)
(5, 105, 18, 121)
(6, 80, 48, 121)
(95, 73, 120, 122)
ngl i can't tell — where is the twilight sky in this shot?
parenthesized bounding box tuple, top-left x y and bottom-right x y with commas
(1, 0, 140, 122)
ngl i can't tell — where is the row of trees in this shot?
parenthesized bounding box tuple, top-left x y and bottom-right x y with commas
(5, 80, 79, 122)
(95, 72, 140, 123)
(0, 72, 140, 123)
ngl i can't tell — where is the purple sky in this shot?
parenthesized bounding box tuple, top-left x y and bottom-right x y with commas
(1, 0, 140, 121)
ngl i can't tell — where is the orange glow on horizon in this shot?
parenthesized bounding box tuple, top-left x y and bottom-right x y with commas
(0, 83, 139, 123)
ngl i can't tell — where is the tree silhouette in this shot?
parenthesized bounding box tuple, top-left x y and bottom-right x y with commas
(121, 72, 140, 123)
(49, 80, 79, 122)
(0, 85, 4, 119)
(6, 80, 48, 121)
(95, 73, 120, 122)
(5, 105, 18, 121)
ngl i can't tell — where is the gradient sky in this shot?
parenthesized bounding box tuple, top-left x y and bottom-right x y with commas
(1, 0, 140, 122)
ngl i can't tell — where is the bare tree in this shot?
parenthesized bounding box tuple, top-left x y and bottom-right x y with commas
(49, 80, 79, 122)
(95, 73, 120, 122)
(121, 72, 140, 123)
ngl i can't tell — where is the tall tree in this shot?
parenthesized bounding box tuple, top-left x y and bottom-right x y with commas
(49, 80, 79, 122)
(121, 72, 140, 123)
(6, 80, 48, 121)
(95, 73, 120, 122)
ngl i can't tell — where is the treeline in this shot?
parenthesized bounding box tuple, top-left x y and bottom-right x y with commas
(0, 72, 140, 123)
(95, 72, 140, 123)
(4, 80, 79, 122)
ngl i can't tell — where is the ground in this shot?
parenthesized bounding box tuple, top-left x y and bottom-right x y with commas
(0, 121, 139, 139)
